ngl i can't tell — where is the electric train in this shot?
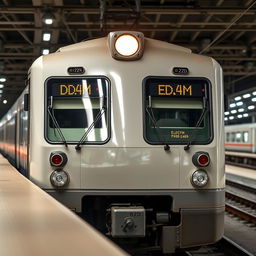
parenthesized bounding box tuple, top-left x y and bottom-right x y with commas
(225, 123, 256, 153)
(0, 31, 225, 254)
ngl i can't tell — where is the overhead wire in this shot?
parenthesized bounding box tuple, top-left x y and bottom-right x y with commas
(199, 0, 256, 54)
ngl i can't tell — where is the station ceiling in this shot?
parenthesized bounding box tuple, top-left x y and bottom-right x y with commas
(0, 0, 256, 117)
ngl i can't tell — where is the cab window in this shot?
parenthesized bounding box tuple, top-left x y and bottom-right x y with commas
(143, 77, 212, 144)
(45, 77, 109, 144)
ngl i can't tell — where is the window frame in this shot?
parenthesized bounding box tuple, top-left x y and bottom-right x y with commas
(142, 76, 214, 145)
(44, 76, 111, 145)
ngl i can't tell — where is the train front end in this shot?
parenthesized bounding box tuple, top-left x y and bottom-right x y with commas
(29, 31, 225, 253)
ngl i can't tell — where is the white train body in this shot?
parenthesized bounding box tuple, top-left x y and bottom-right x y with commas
(225, 124, 256, 153)
(0, 32, 225, 253)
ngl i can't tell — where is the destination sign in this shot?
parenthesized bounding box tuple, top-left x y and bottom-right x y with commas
(145, 78, 208, 97)
(47, 78, 107, 97)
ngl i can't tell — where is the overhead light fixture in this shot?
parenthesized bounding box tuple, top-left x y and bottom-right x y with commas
(248, 105, 255, 110)
(0, 77, 6, 82)
(252, 91, 256, 96)
(42, 11, 55, 25)
(0, 84, 4, 88)
(224, 111, 229, 116)
(237, 114, 243, 118)
(42, 49, 50, 55)
(243, 93, 250, 98)
(238, 108, 244, 112)
(229, 103, 236, 108)
(243, 113, 249, 117)
(224, 117, 228, 121)
(252, 97, 256, 102)
(229, 116, 234, 120)
(234, 96, 241, 101)
(3, 99, 7, 104)
(236, 101, 243, 106)
(231, 110, 237, 114)
(43, 32, 51, 41)
(0, 89, 2, 93)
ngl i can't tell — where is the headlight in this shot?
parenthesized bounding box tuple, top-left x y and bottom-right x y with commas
(115, 34, 139, 56)
(108, 31, 144, 60)
(50, 169, 69, 187)
(191, 170, 208, 187)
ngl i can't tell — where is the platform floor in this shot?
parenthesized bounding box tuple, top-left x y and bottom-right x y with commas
(226, 164, 256, 189)
(0, 155, 126, 256)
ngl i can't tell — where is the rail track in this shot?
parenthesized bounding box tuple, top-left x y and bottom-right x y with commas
(225, 178, 256, 225)
(131, 236, 254, 256)
(225, 191, 256, 225)
(184, 236, 254, 256)
(226, 179, 256, 194)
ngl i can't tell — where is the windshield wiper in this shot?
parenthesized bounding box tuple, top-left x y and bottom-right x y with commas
(184, 91, 208, 151)
(146, 96, 170, 151)
(47, 97, 67, 147)
(75, 97, 106, 151)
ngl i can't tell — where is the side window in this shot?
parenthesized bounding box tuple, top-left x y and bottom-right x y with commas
(226, 132, 230, 142)
(243, 131, 249, 143)
(231, 132, 236, 142)
(235, 132, 241, 142)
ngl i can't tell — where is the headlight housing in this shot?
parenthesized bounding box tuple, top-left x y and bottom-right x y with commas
(50, 169, 69, 187)
(191, 170, 209, 187)
(108, 31, 144, 60)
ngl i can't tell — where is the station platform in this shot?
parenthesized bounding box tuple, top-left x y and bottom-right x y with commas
(226, 164, 256, 189)
(0, 155, 127, 256)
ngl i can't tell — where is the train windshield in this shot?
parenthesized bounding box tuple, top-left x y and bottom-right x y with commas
(45, 77, 109, 144)
(144, 77, 212, 144)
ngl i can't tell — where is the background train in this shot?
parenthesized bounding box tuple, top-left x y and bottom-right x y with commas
(225, 123, 256, 153)
(0, 31, 225, 254)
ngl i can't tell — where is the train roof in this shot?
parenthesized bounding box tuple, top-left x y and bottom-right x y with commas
(56, 36, 192, 55)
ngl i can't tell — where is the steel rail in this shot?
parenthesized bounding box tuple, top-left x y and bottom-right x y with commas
(226, 179, 256, 194)
(225, 203, 256, 224)
(220, 236, 254, 256)
(225, 190, 256, 224)
(226, 191, 256, 207)
(184, 236, 254, 255)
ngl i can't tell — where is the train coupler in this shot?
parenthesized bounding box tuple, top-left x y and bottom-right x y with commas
(110, 206, 146, 237)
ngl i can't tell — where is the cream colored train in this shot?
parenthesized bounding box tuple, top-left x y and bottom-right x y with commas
(0, 31, 225, 254)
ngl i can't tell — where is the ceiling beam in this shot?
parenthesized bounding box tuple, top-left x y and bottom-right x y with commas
(1, 7, 256, 15)
(1, 27, 256, 32)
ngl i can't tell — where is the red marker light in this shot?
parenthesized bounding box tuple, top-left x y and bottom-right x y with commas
(192, 152, 210, 167)
(50, 152, 67, 167)
(51, 154, 63, 166)
(198, 154, 209, 166)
